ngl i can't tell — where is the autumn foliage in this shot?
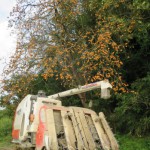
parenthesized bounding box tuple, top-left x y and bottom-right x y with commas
(1, 0, 146, 106)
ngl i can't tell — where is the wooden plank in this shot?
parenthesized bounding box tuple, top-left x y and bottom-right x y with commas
(61, 110, 76, 150)
(73, 108, 89, 149)
(69, 108, 84, 149)
(91, 114, 111, 150)
(99, 112, 119, 150)
(45, 109, 58, 150)
(78, 109, 96, 150)
(70, 106, 96, 115)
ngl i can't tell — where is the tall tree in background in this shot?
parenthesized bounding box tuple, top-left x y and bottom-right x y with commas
(1, 0, 149, 107)
(121, 0, 150, 83)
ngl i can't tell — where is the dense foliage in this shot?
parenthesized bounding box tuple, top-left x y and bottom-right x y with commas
(113, 74, 150, 136)
(0, 109, 12, 137)
(0, 0, 150, 136)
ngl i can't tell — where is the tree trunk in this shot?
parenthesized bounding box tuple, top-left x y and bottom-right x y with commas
(78, 93, 87, 108)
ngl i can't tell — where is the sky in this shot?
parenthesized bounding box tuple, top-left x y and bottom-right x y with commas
(0, 0, 17, 81)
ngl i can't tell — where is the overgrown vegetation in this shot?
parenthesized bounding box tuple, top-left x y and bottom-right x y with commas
(0, 1, 149, 148)
(0, 109, 12, 137)
(117, 134, 150, 150)
(0, 135, 14, 150)
(113, 74, 150, 136)
(0, 109, 14, 149)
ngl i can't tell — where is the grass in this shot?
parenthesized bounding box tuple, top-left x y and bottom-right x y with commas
(0, 117, 12, 137)
(116, 134, 150, 150)
(0, 135, 15, 150)
(0, 115, 14, 149)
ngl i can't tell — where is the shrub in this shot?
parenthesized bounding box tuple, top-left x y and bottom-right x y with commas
(0, 116, 12, 137)
(112, 74, 150, 136)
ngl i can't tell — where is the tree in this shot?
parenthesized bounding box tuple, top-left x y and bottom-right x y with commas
(1, 73, 64, 108)
(112, 73, 150, 136)
(2, 0, 147, 106)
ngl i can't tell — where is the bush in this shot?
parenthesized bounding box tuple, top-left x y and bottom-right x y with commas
(0, 116, 12, 137)
(112, 74, 150, 136)
(116, 134, 150, 150)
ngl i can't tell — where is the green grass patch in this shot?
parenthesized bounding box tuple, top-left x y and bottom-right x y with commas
(117, 134, 150, 150)
(0, 116, 14, 149)
(0, 117, 12, 137)
(0, 135, 14, 148)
